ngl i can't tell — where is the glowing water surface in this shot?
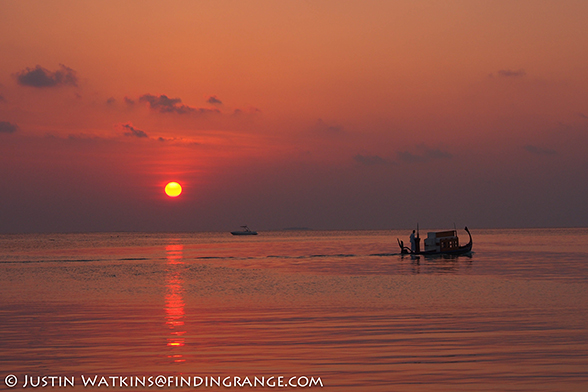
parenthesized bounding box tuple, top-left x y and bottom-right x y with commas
(1, 229, 587, 391)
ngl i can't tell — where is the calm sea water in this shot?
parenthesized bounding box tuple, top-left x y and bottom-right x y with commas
(1, 229, 587, 391)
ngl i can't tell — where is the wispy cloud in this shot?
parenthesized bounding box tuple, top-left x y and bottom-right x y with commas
(523, 145, 556, 155)
(0, 121, 19, 133)
(119, 122, 148, 138)
(139, 93, 220, 115)
(232, 107, 262, 116)
(397, 147, 452, 163)
(157, 136, 200, 147)
(353, 154, 389, 166)
(206, 95, 223, 105)
(15, 64, 78, 88)
(497, 69, 526, 78)
(313, 118, 344, 137)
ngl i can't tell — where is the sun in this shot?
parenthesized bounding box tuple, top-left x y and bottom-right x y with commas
(164, 182, 182, 197)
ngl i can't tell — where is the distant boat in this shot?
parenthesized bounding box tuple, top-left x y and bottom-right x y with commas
(397, 226, 472, 256)
(231, 226, 258, 236)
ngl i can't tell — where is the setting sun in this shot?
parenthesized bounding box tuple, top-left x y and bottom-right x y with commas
(164, 182, 182, 198)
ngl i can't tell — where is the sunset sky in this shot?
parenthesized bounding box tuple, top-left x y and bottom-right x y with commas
(1, 0, 587, 233)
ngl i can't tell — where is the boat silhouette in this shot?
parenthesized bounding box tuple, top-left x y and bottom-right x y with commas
(398, 226, 472, 256)
(231, 226, 258, 236)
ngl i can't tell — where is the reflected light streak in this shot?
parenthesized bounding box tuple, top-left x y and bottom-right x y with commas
(165, 242, 186, 361)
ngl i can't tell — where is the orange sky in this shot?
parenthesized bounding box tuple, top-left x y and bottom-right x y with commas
(1, 1, 588, 232)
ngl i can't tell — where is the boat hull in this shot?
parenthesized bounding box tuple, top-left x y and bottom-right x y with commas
(231, 231, 258, 236)
(411, 242, 472, 256)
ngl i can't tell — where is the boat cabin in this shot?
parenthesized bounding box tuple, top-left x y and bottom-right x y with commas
(424, 230, 460, 253)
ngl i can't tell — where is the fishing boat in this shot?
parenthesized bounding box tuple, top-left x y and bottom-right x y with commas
(397, 226, 472, 256)
(231, 226, 258, 236)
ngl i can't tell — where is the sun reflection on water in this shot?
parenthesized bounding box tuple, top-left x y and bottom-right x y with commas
(165, 242, 186, 363)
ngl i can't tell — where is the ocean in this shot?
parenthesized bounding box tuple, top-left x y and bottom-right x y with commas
(1, 228, 587, 391)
